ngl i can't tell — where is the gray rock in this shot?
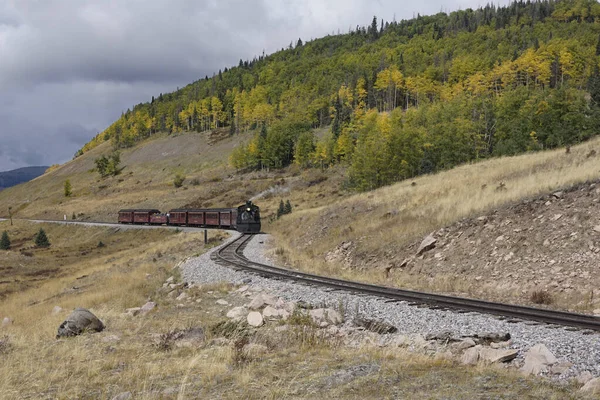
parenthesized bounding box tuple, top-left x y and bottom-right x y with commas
(247, 311, 264, 327)
(417, 233, 436, 255)
(248, 293, 278, 310)
(227, 306, 248, 319)
(580, 377, 600, 394)
(454, 338, 476, 351)
(521, 344, 558, 375)
(461, 345, 481, 365)
(111, 392, 132, 400)
(176, 292, 188, 301)
(216, 299, 229, 306)
(310, 308, 343, 327)
(57, 308, 105, 338)
(140, 302, 156, 314)
(479, 347, 518, 363)
(577, 371, 594, 384)
(426, 330, 459, 342)
(262, 306, 282, 319)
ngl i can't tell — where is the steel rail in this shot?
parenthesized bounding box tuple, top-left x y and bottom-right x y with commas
(214, 234, 600, 332)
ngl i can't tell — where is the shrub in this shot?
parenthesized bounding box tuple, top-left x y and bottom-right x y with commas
(34, 228, 50, 248)
(64, 179, 72, 197)
(530, 290, 553, 305)
(97, 241, 105, 248)
(0, 231, 10, 250)
(173, 174, 185, 188)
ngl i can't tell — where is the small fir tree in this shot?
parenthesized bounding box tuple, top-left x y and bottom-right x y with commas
(64, 179, 72, 197)
(0, 231, 10, 250)
(277, 200, 285, 219)
(284, 200, 292, 215)
(34, 228, 50, 248)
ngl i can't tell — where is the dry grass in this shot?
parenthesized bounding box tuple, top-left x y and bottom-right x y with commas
(0, 221, 584, 398)
(266, 138, 600, 308)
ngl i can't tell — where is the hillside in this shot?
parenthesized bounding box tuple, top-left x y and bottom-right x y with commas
(0, 166, 48, 190)
(78, 0, 600, 192)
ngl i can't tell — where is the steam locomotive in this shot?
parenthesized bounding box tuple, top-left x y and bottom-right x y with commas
(118, 201, 261, 233)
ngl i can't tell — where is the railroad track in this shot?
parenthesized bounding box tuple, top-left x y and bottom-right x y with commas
(213, 234, 600, 332)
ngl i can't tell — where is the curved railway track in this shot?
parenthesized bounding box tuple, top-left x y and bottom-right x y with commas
(214, 233, 600, 332)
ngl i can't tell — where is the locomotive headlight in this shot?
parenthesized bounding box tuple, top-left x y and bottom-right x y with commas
(247, 208, 251, 211)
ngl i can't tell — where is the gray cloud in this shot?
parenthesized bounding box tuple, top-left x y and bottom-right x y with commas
(0, 0, 511, 171)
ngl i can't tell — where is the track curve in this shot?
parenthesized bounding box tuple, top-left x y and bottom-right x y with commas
(214, 234, 600, 332)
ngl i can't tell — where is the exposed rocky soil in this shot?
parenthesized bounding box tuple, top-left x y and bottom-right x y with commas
(326, 180, 600, 309)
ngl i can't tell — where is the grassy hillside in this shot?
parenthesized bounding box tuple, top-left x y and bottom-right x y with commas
(78, 0, 600, 192)
(0, 127, 344, 223)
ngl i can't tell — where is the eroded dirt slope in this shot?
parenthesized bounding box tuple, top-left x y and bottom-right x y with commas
(327, 180, 600, 310)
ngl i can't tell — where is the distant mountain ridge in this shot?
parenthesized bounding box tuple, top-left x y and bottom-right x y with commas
(0, 166, 49, 190)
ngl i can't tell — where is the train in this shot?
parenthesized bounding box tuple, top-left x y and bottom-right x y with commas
(118, 201, 261, 233)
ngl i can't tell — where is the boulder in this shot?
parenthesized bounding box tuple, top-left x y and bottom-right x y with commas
(248, 293, 278, 310)
(57, 308, 105, 338)
(309, 308, 343, 327)
(461, 345, 482, 365)
(226, 306, 247, 320)
(520, 344, 557, 375)
(140, 302, 156, 314)
(262, 306, 281, 319)
(580, 377, 600, 394)
(175, 292, 188, 301)
(577, 371, 594, 385)
(454, 338, 476, 351)
(216, 299, 229, 306)
(479, 347, 518, 363)
(247, 311, 264, 327)
(417, 234, 436, 255)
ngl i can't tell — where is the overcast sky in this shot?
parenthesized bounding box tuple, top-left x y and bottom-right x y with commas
(0, 0, 511, 172)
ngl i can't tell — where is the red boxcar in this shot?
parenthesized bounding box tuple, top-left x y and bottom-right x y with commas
(149, 214, 168, 225)
(205, 211, 219, 226)
(118, 209, 135, 224)
(133, 209, 161, 224)
(187, 211, 205, 226)
(168, 210, 187, 225)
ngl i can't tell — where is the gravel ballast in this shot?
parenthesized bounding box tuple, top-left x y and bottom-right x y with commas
(181, 233, 600, 381)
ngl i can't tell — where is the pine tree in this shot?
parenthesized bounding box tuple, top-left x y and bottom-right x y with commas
(64, 179, 72, 197)
(34, 228, 50, 248)
(0, 231, 10, 250)
(588, 64, 600, 106)
(284, 200, 292, 215)
(277, 200, 285, 219)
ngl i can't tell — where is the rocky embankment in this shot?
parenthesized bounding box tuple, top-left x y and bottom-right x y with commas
(179, 233, 600, 395)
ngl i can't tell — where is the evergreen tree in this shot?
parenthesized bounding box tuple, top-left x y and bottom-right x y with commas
(0, 231, 10, 250)
(284, 200, 292, 215)
(277, 200, 285, 219)
(296, 38, 303, 47)
(34, 228, 50, 248)
(588, 64, 600, 106)
(596, 33, 600, 56)
(64, 179, 72, 197)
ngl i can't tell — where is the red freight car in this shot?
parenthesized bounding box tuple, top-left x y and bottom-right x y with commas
(169, 210, 187, 225)
(133, 209, 161, 224)
(149, 213, 168, 225)
(187, 210, 205, 226)
(118, 209, 135, 224)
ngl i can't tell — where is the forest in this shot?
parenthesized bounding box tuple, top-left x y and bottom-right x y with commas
(78, 0, 600, 191)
